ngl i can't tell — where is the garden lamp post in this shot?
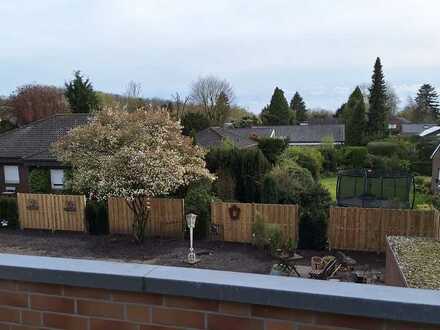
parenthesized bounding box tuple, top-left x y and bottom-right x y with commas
(186, 213, 199, 264)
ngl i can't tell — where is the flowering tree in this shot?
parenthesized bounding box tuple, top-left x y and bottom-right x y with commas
(53, 106, 213, 242)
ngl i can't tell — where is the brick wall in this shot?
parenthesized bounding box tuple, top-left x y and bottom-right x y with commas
(0, 279, 435, 330)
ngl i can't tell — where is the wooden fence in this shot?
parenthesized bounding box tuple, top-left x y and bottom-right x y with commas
(108, 197, 185, 238)
(17, 193, 86, 232)
(211, 202, 299, 243)
(328, 207, 440, 252)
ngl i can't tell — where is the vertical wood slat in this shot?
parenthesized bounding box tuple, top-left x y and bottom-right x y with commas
(17, 193, 86, 232)
(328, 207, 438, 253)
(107, 197, 184, 238)
(211, 202, 299, 243)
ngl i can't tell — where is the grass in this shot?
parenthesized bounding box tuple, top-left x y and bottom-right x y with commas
(320, 176, 337, 201)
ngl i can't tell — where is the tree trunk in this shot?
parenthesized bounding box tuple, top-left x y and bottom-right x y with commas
(128, 196, 151, 243)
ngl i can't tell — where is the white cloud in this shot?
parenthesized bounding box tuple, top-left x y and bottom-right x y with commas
(1, 0, 439, 111)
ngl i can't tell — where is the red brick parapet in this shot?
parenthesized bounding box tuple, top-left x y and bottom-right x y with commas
(0, 254, 438, 329)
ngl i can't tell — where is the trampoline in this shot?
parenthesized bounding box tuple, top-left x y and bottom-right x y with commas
(336, 169, 415, 209)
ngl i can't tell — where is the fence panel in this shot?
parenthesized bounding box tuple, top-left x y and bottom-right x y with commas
(108, 197, 184, 238)
(211, 202, 298, 243)
(17, 193, 86, 232)
(329, 207, 438, 252)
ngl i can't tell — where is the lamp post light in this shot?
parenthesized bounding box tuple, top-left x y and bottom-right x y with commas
(185, 213, 200, 264)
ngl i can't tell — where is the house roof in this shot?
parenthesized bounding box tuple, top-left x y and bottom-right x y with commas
(401, 123, 437, 135)
(196, 124, 345, 149)
(389, 116, 411, 124)
(196, 127, 274, 149)
(431, 143, 440, 159)
(419, 126, 440, 137)
(0, 113, 90, 162)
(270, 124, 345, 144)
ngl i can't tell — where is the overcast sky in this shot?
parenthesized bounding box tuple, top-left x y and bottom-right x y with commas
(1, 0, 439, 112)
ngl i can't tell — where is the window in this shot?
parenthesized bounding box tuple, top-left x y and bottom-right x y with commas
(50, 169, 64, 190)
(4, 165, 20, 184)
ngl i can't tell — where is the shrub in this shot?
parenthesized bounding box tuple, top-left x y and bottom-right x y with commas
(206, 146, 271, 203)
(411, 161, 432, 176)
(181, 112, 211, 136)
(0, 197, 18, 229)
(280, 147, 323, 179)
(85, 200, 109, 235)
(29, 168, 51, 193)
(257, 137, 288, 164)
(367, 141, 401, 157)
(432, 194, 440, 210)
(185, 179, 215, 239)
(340, 146, 368, 168)
(263, 162, 331, 249)
(213, 169, 236, 202)
(320, 140, 338, 174)
(251, 213, 284, 254)
(261, 175, 279, 204)
(365, 154, 410, 172)
(251, 213, 267, 250)
(411, 137, 439, 176)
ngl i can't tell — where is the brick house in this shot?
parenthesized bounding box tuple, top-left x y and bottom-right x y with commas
(0, 113, 89, 194)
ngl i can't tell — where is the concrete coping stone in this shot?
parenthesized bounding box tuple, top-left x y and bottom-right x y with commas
(0, 253, 438, 325)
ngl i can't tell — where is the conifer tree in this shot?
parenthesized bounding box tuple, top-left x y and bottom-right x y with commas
(65, 71, 100, 113)
(368, 57, 388, 137)
(260, 87, 293, 125)
(344, 87, 367, 146)
(415, 84, 440, 121)
(290, 92, 307, 123)
(212, 91, 231, 125)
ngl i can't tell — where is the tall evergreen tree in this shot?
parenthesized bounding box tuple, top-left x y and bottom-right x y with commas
(212, 91, 231, 125)
(368, 57, 388, 137)
(65, 71, 100, 113)
(344, 87, 367, 146)
(260, 87, 293, 125)
(290, 92, 307, 123)
(415, 84, 439, 121)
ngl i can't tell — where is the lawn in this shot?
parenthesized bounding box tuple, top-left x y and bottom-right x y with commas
(320, 176, 337, 201)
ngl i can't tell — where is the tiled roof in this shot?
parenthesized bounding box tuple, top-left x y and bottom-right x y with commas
(401, 123, 437, 135)
(0, 113, 90, 161)
(269, 124, 345, 143)
(196, 124, 345, 149)
(196, 127, 274, 149)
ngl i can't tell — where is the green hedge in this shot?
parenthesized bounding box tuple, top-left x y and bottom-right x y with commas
(185, 180, 216, 240)
(85, 200, 109, 235)
(367, 141, 402, 157)
(29, 168, 51, 193)
(280, 147, 324, 179)
(340, 147, 368, 168)
(0, 197, 18, 229)
(257, 137, 288, 164)
(262, 161, 331, 249)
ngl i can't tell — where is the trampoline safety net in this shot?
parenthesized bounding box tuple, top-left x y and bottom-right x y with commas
(336, 169, 415, 209)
